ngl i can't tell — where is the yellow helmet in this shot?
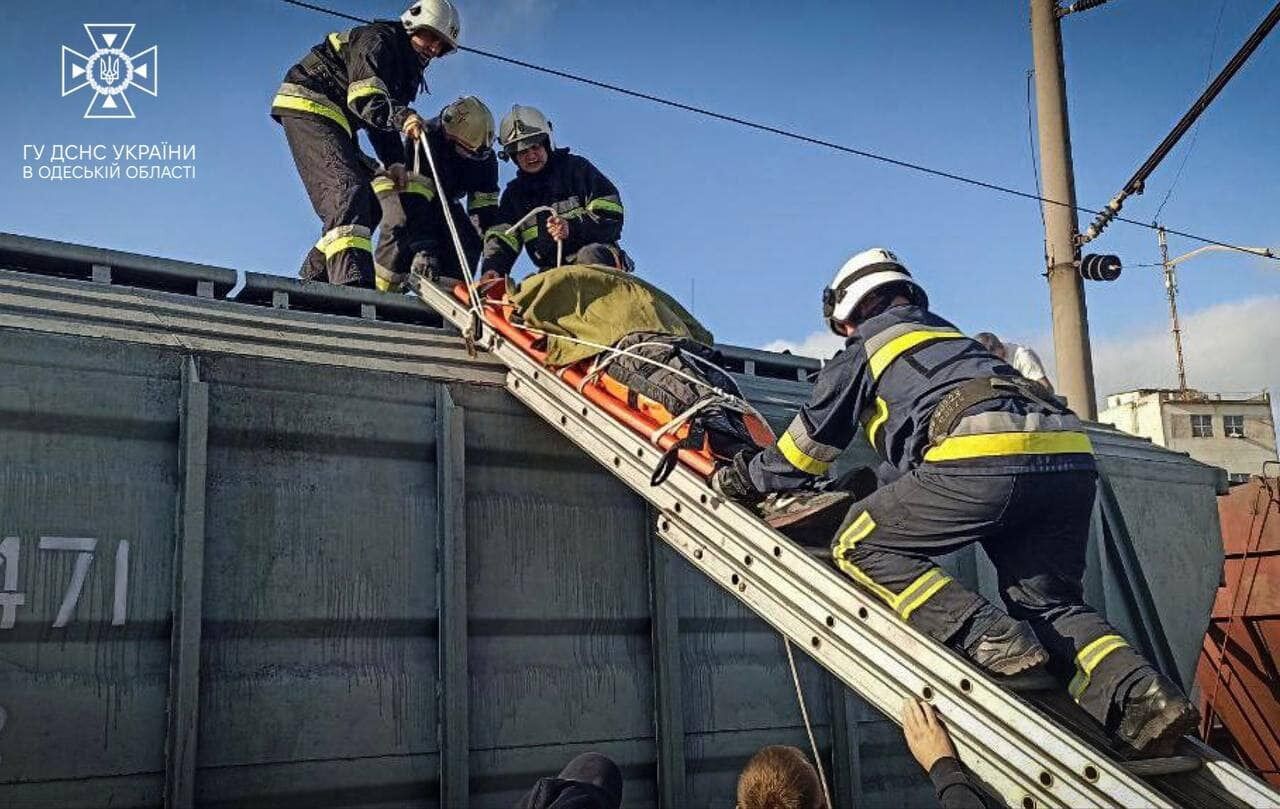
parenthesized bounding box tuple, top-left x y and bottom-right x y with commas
(440, 96, 494, 156)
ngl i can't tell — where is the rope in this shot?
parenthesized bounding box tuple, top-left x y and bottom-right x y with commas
(505, 205, 564, 268)
(414, 131, 486, 320)
(785, 637, 833, 809)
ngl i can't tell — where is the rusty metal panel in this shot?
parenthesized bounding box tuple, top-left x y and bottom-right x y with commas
(1198, 477, 1280, 787)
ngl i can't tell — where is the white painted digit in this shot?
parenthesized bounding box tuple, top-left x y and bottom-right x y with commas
(38, 537, 98, 628)
(0, 537, 24, 630)
(112, 540, 129, 626)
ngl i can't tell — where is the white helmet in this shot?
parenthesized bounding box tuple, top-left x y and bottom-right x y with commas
(441, 96, 494, 155)
(823, 247, 926, 334)
(498, 105, 553, 159)
(401, 0, 461, 54)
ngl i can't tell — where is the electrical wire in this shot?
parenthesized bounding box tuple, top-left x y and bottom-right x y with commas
(276, 0, 1280, 263)
(1152, 0, 1229, 222)
(1025, 68, 1047, 231)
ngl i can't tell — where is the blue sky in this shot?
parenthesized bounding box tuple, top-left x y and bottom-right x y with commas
(2, 0, 1278, 405)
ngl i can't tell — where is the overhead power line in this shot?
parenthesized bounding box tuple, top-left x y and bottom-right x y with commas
(277, 0, 1280, 264)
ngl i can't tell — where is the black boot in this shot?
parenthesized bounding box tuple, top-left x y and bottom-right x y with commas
(1116, 675, 1199, 756)
(760, 490, 853, 547)
(963, 617, 1050, 677)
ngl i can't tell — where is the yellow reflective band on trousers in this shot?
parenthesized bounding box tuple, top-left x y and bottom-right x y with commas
(868, 329, 965, 379)
(865, 397, 889, 449)
(777, 432, 832, 475)
(272, 94, 352, 137)
(1068, 634, 1129, 701)
(587, 198, 624, 215)
(832, 511, 953, 620)
(923, 431, 1094, 462)
(319, 235, 372, 258)
(374, 275, 400, 292)
(372, 177, 437, 200)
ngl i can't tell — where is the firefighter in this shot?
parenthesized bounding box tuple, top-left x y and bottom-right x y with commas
(479, 105, 632, 279)
(712, 248, 1198, 754)
(372, 95, 499, 291)
(270, 1, 461, 287)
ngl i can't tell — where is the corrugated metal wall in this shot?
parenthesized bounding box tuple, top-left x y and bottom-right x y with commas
(0, 239, 1228, 808)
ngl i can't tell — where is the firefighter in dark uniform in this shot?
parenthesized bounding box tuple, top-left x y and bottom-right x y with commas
(713, 248, 1198, 754)
(479, 105, 632, 279)
(372, 96, 499, 291)
(270, 1, 461, 287)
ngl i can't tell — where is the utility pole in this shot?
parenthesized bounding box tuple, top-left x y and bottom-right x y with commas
(1156, 227, 1188, 390)
(1030, 0, 1097, 418)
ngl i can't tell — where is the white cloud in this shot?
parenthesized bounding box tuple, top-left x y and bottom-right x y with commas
(1090, 295, 1280, 421)
(761, 331, 844, 361)
(760, 295, 1280, 423)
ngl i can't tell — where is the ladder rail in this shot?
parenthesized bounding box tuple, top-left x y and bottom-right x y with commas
(411, 275, 1280, 809)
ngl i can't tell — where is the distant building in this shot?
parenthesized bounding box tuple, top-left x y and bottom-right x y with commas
(1099, 389, 1278, 484)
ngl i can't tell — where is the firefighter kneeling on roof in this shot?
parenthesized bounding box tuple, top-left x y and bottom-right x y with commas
(713, 248, 1198, 755)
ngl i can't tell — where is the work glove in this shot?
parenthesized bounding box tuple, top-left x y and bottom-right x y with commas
(384, 162, 409, 192)
(711, 448, 764, 506)
(402, 111, 426, 141)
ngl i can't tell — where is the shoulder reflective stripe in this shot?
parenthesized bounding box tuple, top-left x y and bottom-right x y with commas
(272, 94, 352, 136)
(328, 31, 347, 53)
(486, 227, 519, 252)
(896, 568, 953, 621)
(347, 77, 390, 106)
(587, 197, 624, 215)
(468, 191, 500, 210)
(868, 329, 966, 379)
(923, 431, 1093, 462)
(1068, 634, 1129, 701)
(864, 397, 890, 449)
(862, 321, 920, 357)
(777, 432, 833, 475)
(950, 410, 1084, 436)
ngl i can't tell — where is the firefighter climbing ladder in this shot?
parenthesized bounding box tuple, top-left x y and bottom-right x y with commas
(411, 274, 1279, 809)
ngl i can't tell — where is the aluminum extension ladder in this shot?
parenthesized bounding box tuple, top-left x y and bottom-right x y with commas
(412, 274, 1280, 809)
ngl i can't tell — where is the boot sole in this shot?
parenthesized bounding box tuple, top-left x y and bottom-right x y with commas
(984, 647, 1051, 677)
(1126, 702, 1199, 757)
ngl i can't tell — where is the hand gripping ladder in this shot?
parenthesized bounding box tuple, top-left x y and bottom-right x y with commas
(411, 274, 1279, 809)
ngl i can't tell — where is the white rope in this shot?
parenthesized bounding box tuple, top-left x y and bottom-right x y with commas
(505, 205, 563, 268)
(415, 131, 486, 319)
(785, 637, 833, 809)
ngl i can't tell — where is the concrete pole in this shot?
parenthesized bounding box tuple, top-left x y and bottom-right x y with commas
(1030, 0, 1098, 418)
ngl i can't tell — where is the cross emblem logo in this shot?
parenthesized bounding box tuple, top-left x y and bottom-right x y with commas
(61, 24, 158, 119)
